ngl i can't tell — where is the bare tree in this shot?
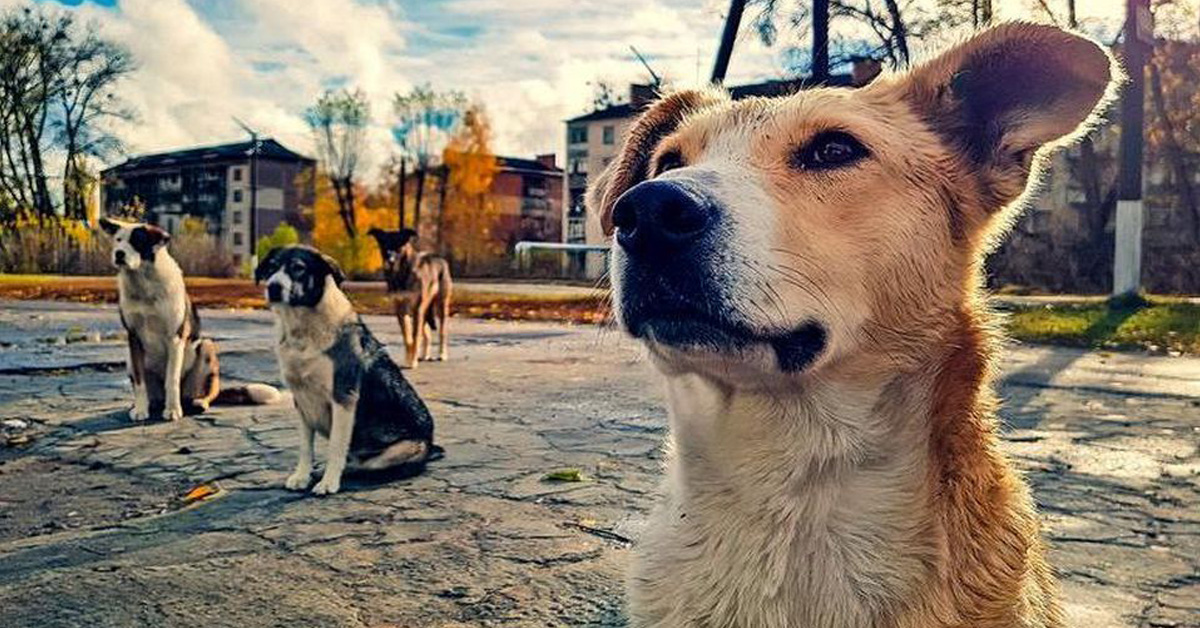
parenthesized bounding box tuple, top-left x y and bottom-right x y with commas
(393, 84, 466, 239)
(305, 88, 369, 237)
(0, 5, 132, 225)
(55, 27, 134, 220)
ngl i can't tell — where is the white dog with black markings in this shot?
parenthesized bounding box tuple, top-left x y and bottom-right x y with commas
(100, 217, 280, 422)
(255, 245, 443, 496)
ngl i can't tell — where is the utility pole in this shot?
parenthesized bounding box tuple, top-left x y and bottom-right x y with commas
(812, 0, 830, 84)
(1113, 0, 1152, 298)
(398, 156, 407, 229)
(711, 0, 746, 84)
(234, 118, 261, 270)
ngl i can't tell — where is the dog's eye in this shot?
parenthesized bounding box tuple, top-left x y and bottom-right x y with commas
(654, 150, 684, 177)
(793, 131, 869, 171)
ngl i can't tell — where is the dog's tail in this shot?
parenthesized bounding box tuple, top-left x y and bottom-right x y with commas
(213, 383, 283, 406)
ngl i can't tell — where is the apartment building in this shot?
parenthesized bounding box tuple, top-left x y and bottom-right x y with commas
(100, 138, 315, 265)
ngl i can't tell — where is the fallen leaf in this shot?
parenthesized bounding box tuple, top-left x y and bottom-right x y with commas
(543, 468, 586, 483)
(183, 483, 219, 503)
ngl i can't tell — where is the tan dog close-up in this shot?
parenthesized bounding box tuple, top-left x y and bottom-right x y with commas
(588, 23, 1119, 628)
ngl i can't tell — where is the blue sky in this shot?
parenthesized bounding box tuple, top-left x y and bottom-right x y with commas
(20, 0, 1123, 171)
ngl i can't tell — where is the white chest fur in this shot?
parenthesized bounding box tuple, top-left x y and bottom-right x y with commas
(277, 339, 335, 435)
(272, 286, 355, 437)
(118, 261, 189, 368)
(629, 372, 937, 628)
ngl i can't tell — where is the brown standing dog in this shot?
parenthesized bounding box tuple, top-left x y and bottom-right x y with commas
(373, 228, 452, 369)
(588, 23, 1119, 628)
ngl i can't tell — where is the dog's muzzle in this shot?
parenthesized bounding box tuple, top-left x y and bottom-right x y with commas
(612, 179, 827, 373)
(113, 250, 126, 266)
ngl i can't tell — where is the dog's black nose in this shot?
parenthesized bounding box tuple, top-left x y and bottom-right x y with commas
(267, 283, 283, 302)
(113, 250, 126, 265)
(612, 180, 716, 256)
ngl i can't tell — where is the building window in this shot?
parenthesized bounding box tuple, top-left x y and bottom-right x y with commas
(602, 125, 615, 145)
(233, 167, 243, 182)
(233, 189, 243, 203)
(233, 210, 243, 225)
(233, 232, 243, 246)
(568, 126, 587, 144)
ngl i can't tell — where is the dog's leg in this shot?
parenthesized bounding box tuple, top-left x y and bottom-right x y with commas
(437, 293, 450, 362)
(312, 400, 355, 495)
(162, 336, 186, 421)
(401, 311, 418, 370)
(285, 419, 315, 491)
(356, 440, 429, 471)
(184, 339, 220, 414)
(127, 332, 150, 422)
(415, 299, 432, 362)
(420, 320, 432, 361)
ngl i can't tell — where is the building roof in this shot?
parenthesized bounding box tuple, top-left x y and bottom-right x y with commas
(565, 103, 637, 124)
(102, 138, 314, 175)
(564, 74, 855, 124)
(497, 156, 562, 174)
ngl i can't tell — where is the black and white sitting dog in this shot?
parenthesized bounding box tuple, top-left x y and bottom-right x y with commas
(255, 245, 443, 495)
(100, 217, 280, 421)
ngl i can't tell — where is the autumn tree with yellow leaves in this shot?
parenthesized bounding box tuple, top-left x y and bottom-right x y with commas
(439, 104, 502, 274)
(307, 168, 398, 276)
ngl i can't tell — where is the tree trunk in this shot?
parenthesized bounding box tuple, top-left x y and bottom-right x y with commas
(881, 0, 908, 66)
(339, 178, 357, 237)
(413, 168, 426, 238)
(436, 164, 449, 252)
(23, 118, 52, 217)
(398, 157, 406, 229)
(1149, 59, 1200, 239)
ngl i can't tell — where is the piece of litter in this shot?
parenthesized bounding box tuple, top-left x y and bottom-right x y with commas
(1, 419, 29, 430)
(542, 468, 586, 483)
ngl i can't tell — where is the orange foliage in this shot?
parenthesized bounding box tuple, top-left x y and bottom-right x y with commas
(309, 170, 398, 275)
(441, 104, 502, 272)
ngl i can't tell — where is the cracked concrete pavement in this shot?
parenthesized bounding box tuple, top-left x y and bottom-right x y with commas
(0, 299, 1197, 627)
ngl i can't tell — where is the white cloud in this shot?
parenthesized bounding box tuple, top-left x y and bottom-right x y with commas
(21, 0, 1122, 176)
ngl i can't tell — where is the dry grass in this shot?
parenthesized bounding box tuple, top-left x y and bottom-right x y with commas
(3, 275, 1196, 354)
(0, 275, 612, 325)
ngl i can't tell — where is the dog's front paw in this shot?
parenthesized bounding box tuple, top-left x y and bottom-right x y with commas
(310, 475, 341, 496)
(129, 405, 150, 422)
(437, 350, 448, 361)
(284, 470, 312, 491)
(162, 404, 184, 422)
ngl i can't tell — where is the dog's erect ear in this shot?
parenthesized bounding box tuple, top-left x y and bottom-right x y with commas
(98, 217, 121, 236)
(588, 89, 727, 235)
(318, 252, 346, 286)
(254, 247, 283, 284)
(397, 228, 418, 248)
(144, 225, 170, 247)
(128, 225, 170, 260)
(895, 22, 1119, 205)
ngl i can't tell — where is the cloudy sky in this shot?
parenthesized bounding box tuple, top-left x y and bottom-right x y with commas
(14, 0, 1124, 173)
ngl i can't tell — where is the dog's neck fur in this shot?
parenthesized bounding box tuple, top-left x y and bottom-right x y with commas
(273, 277, 356, 349)
(117, 249, 184, 304)
(647, 304, 1026, 625)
